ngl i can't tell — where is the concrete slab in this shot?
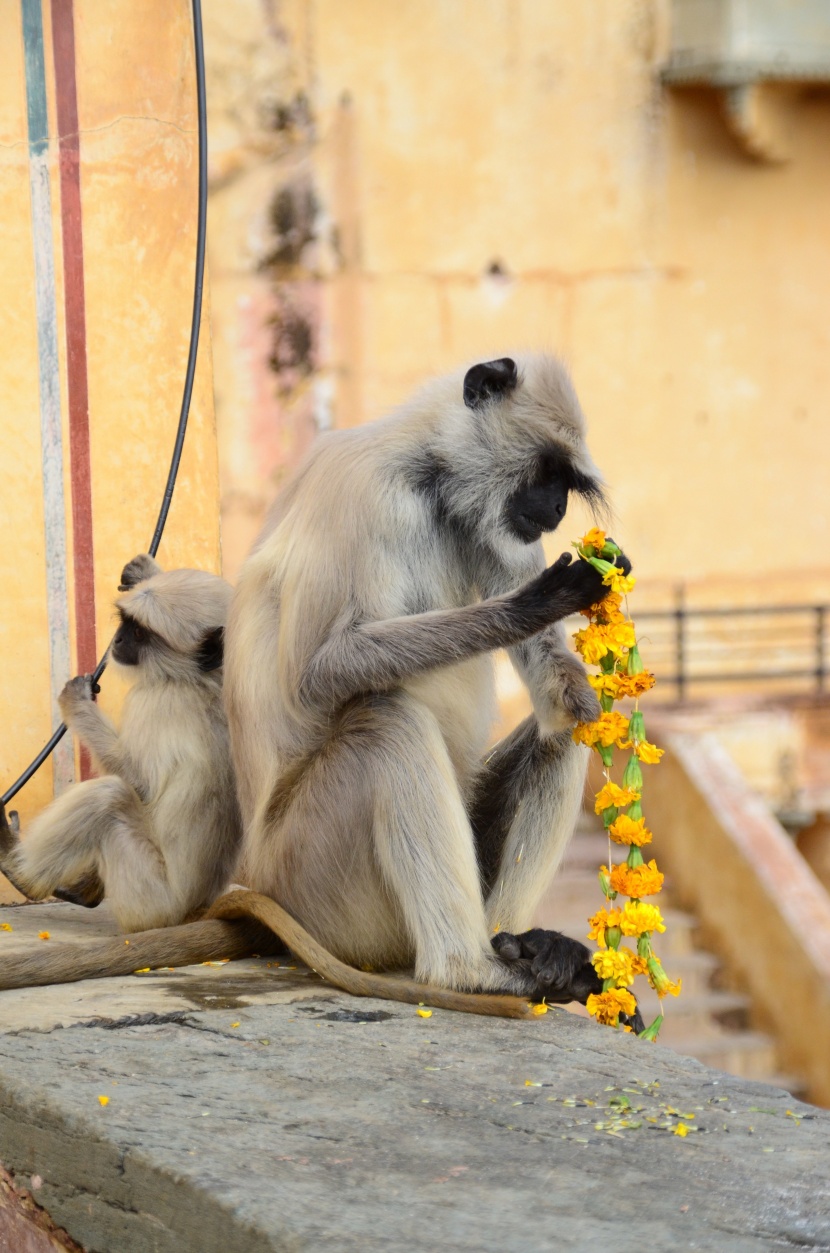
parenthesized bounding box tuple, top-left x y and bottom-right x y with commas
(1, 900, 829, 1253)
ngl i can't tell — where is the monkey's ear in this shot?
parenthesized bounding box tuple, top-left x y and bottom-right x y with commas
(463, 358, 518, 411)
(196, 626, 224, 673)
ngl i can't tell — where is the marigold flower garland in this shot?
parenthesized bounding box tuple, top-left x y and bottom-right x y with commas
(571, 528, 680, 1040)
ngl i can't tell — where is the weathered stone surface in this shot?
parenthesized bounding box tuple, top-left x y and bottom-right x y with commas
(1, 901, 829, 1252)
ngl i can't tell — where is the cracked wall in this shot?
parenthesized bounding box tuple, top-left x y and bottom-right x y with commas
(206, 0, 830, 597)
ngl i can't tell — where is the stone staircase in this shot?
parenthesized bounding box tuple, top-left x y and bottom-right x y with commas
(536, 815, 806, 1096)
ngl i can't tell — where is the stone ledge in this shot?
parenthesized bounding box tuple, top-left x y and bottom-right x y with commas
(1, 901, 829, 1252)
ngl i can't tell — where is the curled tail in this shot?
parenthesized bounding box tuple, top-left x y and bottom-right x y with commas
(0, 889, 540, 1019)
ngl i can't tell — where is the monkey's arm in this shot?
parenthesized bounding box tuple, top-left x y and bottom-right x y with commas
(510, 625, 600, 734)
(58, 676, 143, 791)
(299, 555, 606, 709)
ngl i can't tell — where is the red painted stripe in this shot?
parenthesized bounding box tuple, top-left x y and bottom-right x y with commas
(51, 0, 96, 779)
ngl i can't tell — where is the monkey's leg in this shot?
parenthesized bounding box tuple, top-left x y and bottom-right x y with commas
(252, 693, 539, 997)
(3, 778, 178, 931)
(469, 718, 599, 1002)
(0, 778, 127, 902)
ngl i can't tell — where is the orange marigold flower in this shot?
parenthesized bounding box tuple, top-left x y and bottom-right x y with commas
(572, 711, 629, 749)
(619, 901, 666, 936)
(580, 591, 627, 625)
(611, 670, 656, 699)
(587, 907, 621, 947)
(586, 987, 637, 1026)
(579, 527, 607, 554)
(593, 782, 641, 815)
(609, 859, 664, 898)
(608, 814, 653, 847)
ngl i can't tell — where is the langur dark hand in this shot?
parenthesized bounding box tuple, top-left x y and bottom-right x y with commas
(603, 540, 632, 579)
(118, 553, 159, 592)
(58, 674, 100, 712)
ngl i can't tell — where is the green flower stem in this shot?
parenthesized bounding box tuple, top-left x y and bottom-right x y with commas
(638, 1014, 664, 1042)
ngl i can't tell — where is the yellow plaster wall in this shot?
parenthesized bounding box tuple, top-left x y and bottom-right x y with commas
(211, 0, 829, 597)
(0, 0, 220, 887)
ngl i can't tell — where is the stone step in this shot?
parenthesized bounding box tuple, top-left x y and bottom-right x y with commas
(639, 990, 752, 1038)
(678, 1030, 780, 1080)
(544, 819, 805, 1096)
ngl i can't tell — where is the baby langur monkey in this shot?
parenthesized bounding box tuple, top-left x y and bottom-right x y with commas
(0, 555, 241, 931)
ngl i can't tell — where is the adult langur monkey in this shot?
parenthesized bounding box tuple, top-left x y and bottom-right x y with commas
(0, 356, 636, 1022)
(223, 352, 633, 1012)
(0, 556, 241, 930)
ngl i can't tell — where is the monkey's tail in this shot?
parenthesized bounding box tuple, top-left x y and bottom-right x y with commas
(0, 890, 541, 1019)
(207, 890, 540, 1019)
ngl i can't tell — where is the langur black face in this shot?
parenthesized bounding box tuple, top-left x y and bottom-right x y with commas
(505, 449, 600, 543)
(111, 612, 149, 666)
(462, 357, 603, 545)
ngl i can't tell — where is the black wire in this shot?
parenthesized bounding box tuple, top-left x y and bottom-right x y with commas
(1, 0, 207, 808)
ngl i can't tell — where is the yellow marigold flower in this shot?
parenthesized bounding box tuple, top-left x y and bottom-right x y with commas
(608, 814, 653, 847)
(587, 907, 621, 947)
(601, 566, 636, 595)
(98, 1096, 109, 1107)
(593, 782, 641, 815)
(631, 954, 649, 976)
(647, 955, 683, 998)
(587, 672, 619, 699)
(38, 931, 50, 941)
(591, 947, 638, 987)
(609, 859, 664, 898)
(579, 527, 607, 554)
(0, 923, 12, 932)
(619, 901, 666, 936)
(586, 987, 637, 1026)
(636, 740, 664, 765)
(573, 625, 612, 666)
(606, 621, 637, 654)
(572, 711, 629, 749)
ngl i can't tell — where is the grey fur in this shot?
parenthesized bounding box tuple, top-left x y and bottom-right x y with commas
(225, 353, 609, 997)
(0, 559, 242, 931)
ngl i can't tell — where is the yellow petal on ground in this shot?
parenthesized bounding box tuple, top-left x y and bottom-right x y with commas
(0, 923, 12, 931)
(38, 931, 50, 940)
(530, 1002, 548, 1015)
(133, 967, 151, 974)
(98, 1096, 109, 1107)
(416, 1008, 432, 1018)
(231, 1022, 241, 1028)
(673, 1122, 690, 1137)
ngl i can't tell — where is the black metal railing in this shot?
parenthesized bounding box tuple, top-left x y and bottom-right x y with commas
(632, 594, 830, 703)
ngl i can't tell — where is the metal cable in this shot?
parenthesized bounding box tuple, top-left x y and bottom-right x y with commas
(2, 0, 207, 806)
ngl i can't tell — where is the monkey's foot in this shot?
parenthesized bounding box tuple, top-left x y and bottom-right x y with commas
(53, 870, 105, 909)
(492, 927, 601, 1004)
